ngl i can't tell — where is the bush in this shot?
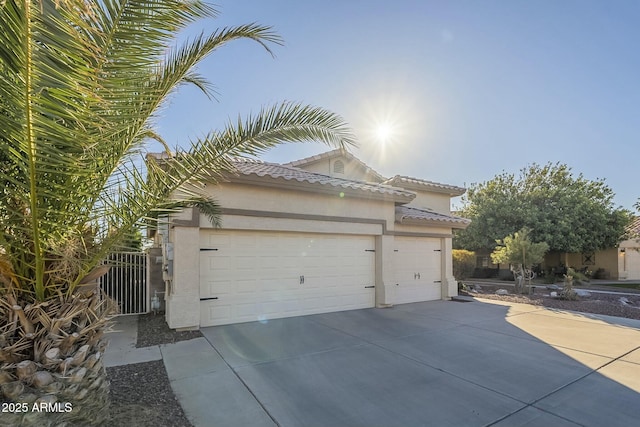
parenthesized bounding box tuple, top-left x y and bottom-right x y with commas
(453, 250, 476, 281)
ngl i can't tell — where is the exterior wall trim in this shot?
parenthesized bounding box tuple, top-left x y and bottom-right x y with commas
(388, 230, 453, 238)
(172, 207, 199, 227)
(206, 208, 454, 238)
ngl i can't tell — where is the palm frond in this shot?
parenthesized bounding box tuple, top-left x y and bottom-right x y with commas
(0, 0, 354, 301)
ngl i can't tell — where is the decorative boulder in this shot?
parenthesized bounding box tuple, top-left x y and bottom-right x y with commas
(495, 289, 509, 295)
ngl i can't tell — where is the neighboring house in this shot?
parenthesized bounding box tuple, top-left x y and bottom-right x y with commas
(150, 149, 470, 329)
(618, 217, 640, 280)
(541, 218, 640, 280)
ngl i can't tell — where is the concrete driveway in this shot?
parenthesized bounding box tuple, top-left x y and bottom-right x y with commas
(161, 299, 640, 427)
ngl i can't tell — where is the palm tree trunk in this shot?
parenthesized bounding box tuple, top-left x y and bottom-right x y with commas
(0, 290, 113, 426)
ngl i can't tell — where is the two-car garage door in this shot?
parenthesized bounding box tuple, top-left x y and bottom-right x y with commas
(199, 230, 376, 326)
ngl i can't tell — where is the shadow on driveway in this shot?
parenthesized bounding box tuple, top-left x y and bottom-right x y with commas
(168, 299, 640, 427)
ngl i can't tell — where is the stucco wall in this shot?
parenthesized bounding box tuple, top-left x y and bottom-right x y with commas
(406, 191, 452, 215)
(394, 224, 453, 236)
(619, 242, 640, 280)
(544, 249, 619, 279)
(200, 182, 397, 229)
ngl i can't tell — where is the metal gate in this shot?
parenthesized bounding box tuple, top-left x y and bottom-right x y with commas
(100, 252, 148, 315)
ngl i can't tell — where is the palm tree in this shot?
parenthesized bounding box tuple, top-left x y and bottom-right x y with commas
(0, 0, 353, 424)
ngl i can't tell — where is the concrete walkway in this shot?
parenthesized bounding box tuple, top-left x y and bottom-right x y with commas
(103, 315, 162, 367)
(105, 300, 640, 427)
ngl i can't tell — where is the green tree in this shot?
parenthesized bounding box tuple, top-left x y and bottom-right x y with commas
(491, 228, 549, 293)
(455, 163, 631, 253)
(0, 1, 353, 424)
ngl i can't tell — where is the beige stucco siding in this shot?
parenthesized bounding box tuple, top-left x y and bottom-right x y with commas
(215, 215, 383, 235)
(394, 224, 453, 236)
(544, 249, 619, 279)
(619, 239, 640, 280)
(199, 182, 397, 229)
(406, 191, 452, 215)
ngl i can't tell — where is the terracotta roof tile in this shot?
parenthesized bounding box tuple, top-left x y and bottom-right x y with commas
(627, 217, 640, 237)
(396, 206, 471, 227)
(230, 158, 414, 198)
(383, 175, 466, 196)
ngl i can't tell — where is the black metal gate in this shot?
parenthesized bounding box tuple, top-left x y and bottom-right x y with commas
(100, 252, 148, 315)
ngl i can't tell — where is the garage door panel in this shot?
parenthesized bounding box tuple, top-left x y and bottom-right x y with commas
(199, 230, 375, 326)
(393, 237, 442, 305)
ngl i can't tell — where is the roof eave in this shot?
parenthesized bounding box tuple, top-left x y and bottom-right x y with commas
(385, 176, 466, 196)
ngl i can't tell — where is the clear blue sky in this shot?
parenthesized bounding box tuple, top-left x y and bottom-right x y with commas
(156, 0, 640, 210)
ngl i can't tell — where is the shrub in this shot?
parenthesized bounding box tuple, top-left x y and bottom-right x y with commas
(453, 250, 476, 281)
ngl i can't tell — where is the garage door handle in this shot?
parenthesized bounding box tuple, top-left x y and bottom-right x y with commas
(200, 297, 219, 301)
(364, 285, 375, 289)
(200, 248, 218, 251)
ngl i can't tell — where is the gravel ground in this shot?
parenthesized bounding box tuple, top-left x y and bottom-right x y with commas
(106, 360, 192, 427)
(464, 284, 640, 320)
(106, 313, 202, 427)
(136, 312, 202, 348)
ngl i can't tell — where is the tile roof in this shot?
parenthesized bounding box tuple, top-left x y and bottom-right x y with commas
(230, 158, 414, 199)
(284, 148, 386, 182)
(383, 175, 466, 196)
(627, 217, 640, 237)
(396, 206, 471, 228)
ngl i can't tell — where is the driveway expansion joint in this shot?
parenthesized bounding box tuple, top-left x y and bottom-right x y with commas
(203, 333, 281, 427)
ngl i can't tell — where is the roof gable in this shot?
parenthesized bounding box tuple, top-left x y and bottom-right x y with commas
(285, 148, 385, 183)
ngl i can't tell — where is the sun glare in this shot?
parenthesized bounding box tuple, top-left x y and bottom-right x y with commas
(374, 122, 394, 144)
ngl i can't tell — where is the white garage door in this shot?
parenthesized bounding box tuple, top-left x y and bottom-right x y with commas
(199, 230, 376, 326)
(393, 236, 442, 304)
(625, 248, 640, 280)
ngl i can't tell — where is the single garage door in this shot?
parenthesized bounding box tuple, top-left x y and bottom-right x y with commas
(199, 230, 376, 326)
(393, 236, 442, 304)
(625, 248, 640, 280)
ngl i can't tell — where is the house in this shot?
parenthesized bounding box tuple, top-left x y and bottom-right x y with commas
(151, 149, 470, 329)
(538, 218, 639, 281)
(617, 217, 640, 280)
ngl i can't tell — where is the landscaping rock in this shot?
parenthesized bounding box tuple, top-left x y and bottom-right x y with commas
(575, 290, 591, 298)
(495, 289, 509, 295)
(550, 291, 558, 298)
(619, 297, 631, 305)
